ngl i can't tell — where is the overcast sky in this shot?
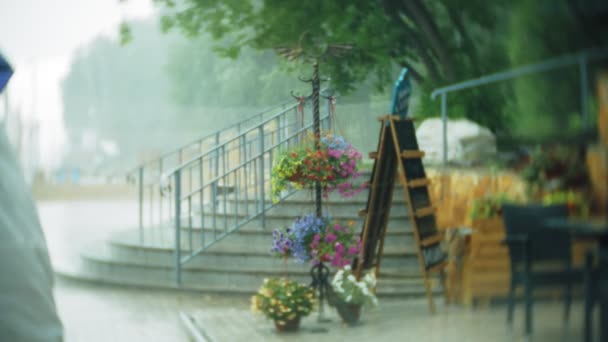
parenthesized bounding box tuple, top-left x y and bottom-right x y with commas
(0, 0, 155, 170)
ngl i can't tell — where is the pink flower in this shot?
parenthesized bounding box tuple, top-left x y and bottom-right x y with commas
(348, 245, 359, 255)
(335, 242, 345, 255)
(325, 233, 337, 243)
(333, 224, 341, 232)
(313, 234, 321, 242)
(331, 254, 343, 267)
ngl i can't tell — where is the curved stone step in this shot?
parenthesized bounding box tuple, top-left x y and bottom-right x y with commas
(114, 228, 421, 257)
(180, 212, 415, 232)
(67, 246, 436, 297)
(108, 231, 424, 275)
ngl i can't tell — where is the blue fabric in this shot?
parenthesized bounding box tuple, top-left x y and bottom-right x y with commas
(390, 68, 411, 120)
(0, 53, 14, 93)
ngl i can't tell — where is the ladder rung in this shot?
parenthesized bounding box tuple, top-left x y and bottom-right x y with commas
(415, 206, 436, 218)
(420, 234, 443, 247)
(408, 178, 430, 188)
(401, 150, 425, 159)
(358, 209, 368, 217)
(377, 115, 393, 122)
(426, 261, 447, 273)
(369, 151, 378, 159)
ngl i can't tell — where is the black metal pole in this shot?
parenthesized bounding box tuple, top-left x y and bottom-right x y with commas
(312, 61, 322, 218)
(309, 61, 332, 322)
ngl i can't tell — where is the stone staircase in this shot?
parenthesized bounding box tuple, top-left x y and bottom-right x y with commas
(55, 184, 440, 298)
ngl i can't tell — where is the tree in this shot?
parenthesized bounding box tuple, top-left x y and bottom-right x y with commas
(62, 19, 179, 163)
(145, 0, 512, 131)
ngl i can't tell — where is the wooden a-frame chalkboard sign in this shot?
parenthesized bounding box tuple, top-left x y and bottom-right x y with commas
(355, 115, 448, 314)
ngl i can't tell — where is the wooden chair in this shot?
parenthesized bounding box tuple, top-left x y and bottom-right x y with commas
(502, 204, 582, 335)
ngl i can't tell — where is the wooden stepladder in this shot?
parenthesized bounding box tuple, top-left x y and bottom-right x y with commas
(355, 115, 448, 314)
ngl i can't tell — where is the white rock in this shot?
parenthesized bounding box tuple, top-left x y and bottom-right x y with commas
(415, 118, 496, 166)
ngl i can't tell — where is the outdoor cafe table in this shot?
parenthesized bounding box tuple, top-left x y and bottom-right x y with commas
(543, 217, 608, 342)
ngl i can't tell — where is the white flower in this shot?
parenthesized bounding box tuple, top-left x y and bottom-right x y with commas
(347, 274, 356, 283)
(344, 265, 351, 271)
(346, 295, 352, 302)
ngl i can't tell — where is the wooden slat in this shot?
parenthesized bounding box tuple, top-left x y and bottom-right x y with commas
(369, 151, 378, 159)
(420, 234, 443, 247)
(401, 150, 425, 159)
(427, 261, 447, 273)
(358, 209, 368, 217)
(408, 178, 431, 188)
(377, 115, 393, 122)
(415, 206, 436, 218)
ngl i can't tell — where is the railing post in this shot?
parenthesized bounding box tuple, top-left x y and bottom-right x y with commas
(441, 92, 448, 201)
(326, 97, 331, 131)
(174, 170, 182, 286)
(441, 93, 448, 166)
(138, 166, 144, 243)
(258, 126, 265, 227)
(214, 132, 220, 177)
(579, 52, 589, 128)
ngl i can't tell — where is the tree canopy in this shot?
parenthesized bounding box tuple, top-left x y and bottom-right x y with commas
(141, 0, 607, 135)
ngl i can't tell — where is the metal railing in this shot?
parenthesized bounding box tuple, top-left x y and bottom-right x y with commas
(127, 101, 293, 239)
(430, 47, 608, 166)
(166, 99, 331, 284)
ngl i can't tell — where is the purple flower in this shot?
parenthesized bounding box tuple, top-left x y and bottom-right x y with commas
(348, 245, 359, 255)
(325, 233, 337, 243)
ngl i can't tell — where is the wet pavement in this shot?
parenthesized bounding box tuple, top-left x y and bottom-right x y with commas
(37, 199, 596, 342)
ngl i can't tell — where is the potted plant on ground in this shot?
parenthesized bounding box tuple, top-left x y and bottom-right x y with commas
(251, 278, 315, 333)
(330, 265, 378, 325)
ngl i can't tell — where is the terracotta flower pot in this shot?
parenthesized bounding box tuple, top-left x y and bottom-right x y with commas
(335, 301, 362, 326)
(274, 316, 301, 333)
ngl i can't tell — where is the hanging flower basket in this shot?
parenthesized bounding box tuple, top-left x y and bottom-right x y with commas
(272, 214, 362, 266)
(271, 133, 366, 202)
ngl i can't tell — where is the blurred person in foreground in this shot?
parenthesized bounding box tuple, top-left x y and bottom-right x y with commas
(0, 54, 63, 341)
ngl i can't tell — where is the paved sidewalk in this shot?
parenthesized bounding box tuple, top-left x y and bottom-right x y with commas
(54, 277, 249, 342)
(190, 299, 588, 342)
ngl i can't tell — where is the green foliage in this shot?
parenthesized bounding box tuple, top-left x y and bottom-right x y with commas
(469, 194, 513, 221)
(542, 190, 590, 217)
(114, 0, 608, 142)
(506, 1, 589, 138)
(520, 146, 588, 195)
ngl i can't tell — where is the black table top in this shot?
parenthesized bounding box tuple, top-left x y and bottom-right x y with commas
(544, 217, 608, 238)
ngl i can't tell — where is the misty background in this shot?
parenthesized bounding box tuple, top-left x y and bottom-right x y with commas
(0, 0, 392, 183)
